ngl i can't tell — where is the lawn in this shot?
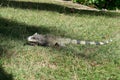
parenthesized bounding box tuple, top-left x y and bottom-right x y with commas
(0, 0, 120, 80)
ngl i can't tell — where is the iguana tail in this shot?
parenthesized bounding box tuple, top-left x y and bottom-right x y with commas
(70, 39, 112, 45)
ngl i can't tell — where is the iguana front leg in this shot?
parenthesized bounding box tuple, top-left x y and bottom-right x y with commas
(55, 42, 66, 47)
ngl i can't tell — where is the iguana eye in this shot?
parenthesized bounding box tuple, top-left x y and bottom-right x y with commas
(32, 37, 36, 39)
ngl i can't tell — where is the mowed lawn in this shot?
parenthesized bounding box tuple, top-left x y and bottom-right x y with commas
(0, 0, 120, 80)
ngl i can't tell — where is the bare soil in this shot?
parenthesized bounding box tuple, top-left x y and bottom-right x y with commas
(55, 0, 99, 11)
(55, 0, 120, 12)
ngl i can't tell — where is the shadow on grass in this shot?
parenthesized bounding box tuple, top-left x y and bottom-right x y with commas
(0, 45, 15, 58)
(0, 17, 64, 40)
(0, 0, 120, 17)
(0, 65, 13, 80)
(0, 45, 8, 57)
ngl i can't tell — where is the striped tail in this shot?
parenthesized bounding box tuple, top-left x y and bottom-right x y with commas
(71, 39, 112, 45)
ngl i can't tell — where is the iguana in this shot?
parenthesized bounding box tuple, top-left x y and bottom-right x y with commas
(27, 33, 112, 47)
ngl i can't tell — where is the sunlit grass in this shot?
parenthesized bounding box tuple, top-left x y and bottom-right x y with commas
(0, 0, 120, 80)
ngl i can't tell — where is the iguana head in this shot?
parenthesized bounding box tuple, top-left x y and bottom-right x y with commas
(27, 33, 46, 45)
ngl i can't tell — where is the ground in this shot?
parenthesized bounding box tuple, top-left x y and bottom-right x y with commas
(55, 0, 98, 11)
(0, 0, 120, 80)
(55, 0, 120, 12)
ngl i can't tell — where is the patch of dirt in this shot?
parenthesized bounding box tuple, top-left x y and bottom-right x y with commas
(55, 0, 120, 12)
(55, 0, 99, 11)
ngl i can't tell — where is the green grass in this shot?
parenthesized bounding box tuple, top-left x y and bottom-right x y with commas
(0, 0, 120, 80)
